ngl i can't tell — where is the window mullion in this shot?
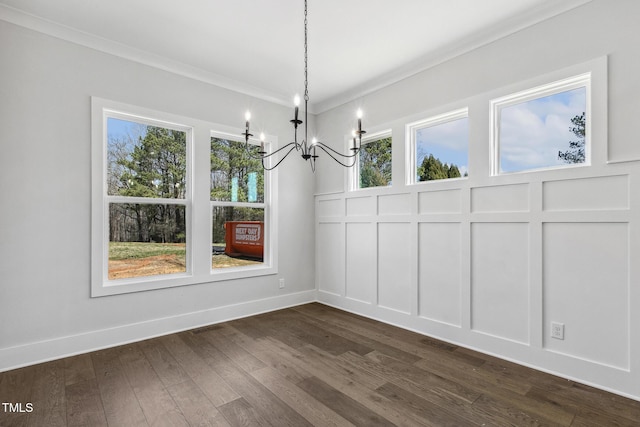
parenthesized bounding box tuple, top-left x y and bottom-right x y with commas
(107, 196, 187, 205)
(210, 201, 266, 209)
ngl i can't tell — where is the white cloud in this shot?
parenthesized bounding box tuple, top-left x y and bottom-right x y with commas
(417, 117, 468, 152)
(499, 88, 585, 172)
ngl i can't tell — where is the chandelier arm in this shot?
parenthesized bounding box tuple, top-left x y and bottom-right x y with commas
(314, 141, 359, 159)
(245, 142, 298, 160)
(315, 144, 357, 168)
(261, 146, 298, 171)
(262, 141, 299, 158)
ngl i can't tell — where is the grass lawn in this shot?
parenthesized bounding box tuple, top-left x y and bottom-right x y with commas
(109, 241, 186, 260)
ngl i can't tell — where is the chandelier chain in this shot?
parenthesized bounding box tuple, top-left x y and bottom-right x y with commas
(304, 0, 309, 102)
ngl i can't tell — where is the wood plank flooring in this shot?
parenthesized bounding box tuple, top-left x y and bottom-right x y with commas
(2, 303, 640, 426)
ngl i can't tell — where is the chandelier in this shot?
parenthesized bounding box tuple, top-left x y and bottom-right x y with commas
(241, 0, 366, 171)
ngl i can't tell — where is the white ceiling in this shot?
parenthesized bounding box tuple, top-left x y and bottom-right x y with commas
(0, 0, 590, 113)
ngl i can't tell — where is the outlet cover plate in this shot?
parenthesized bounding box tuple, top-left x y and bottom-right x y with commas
(551, 322, 564, 340)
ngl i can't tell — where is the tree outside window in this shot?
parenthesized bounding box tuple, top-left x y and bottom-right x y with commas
(414, 115, 468, 182)
(358, 136, 392, 189)
(211, 137, 265, 269)
(106, 118, 188, 280)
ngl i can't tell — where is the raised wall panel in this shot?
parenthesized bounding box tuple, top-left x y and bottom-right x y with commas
(471, 184, 529, 213)
(346, 223, 376, 303)
(543, 175, 629, 211)
(317, 223, 344, 296)
(471, 223, 529, 344)
(317, 198, 343, 218)
(418, 189, 462, 214)
(543, 223, 629, 369)
(346, 196, 375, 216)
(378, 223, 412, 314)
(418, 223, 461, 326)
(378, 193, 411, 216)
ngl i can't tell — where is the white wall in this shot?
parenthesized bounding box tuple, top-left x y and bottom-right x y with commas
(315, 0, 640, 400)
(0, 20, 316, 370)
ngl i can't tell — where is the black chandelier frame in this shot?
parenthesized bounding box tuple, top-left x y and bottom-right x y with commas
(241, 0, 366, 172)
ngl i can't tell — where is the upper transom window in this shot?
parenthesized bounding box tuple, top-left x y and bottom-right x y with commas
(407, 108, 468, 185)
(492, 73, 590, 174)
(354, 131, 392, 190)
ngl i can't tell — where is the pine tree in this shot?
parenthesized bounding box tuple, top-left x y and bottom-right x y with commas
(359, 137, 392, 188)
(417, 154, 463, 181)
(558, 112, 586, 164)
(112, 126, 187, 243)
(210, 138, 264, 244)
(448, 164, 461, 178)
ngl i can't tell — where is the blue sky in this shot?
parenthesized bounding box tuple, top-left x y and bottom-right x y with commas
(499, 87, 586, 173)
(107, 117, 147, 148)
(416, 117, 468, 177)
(106, 118, 149, 194)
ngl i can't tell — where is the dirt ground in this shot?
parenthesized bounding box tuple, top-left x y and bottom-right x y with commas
(212, 254, 262, 269)
(108, 254, 186, 280)
(109, 254, 261, 280)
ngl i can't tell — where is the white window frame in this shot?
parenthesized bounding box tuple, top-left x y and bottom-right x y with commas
(491, 73, 591, 176)
(406, 108, 469, 185)
(91, 98, 277, 297)
(349, 129, 393, 191)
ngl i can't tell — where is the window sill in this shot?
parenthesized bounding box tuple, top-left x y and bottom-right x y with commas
(91, 264, 277, 297)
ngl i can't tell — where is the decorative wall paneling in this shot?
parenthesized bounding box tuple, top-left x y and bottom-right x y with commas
(315, 166, 640, 400)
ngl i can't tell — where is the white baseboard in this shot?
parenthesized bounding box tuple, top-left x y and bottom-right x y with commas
(0, 290, 315, 373)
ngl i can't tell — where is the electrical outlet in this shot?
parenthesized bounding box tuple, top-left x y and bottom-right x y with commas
(279, 278, 285, 289)
(551, 322, 564, 340)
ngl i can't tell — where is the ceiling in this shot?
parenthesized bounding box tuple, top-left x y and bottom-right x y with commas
(0, 0, 590, 113)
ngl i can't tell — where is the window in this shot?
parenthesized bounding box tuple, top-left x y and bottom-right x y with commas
(211, 135, 266, 270)
(103, 114, 191, 284)
(91, 98, 276, 297)
(492, 73, 589, 174)
(407, 108, 468, 184)
(354, 132, 392, 189)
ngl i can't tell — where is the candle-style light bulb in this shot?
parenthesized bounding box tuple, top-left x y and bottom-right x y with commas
(294, 94, 300, 122)
(243, 111, 251, 142)
(356, 109, 363, 134)
(352, 129, 357, 150)
(259, 132, 265, 153)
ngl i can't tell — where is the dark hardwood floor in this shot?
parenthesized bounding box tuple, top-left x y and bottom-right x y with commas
(2, 303, 640, 426)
